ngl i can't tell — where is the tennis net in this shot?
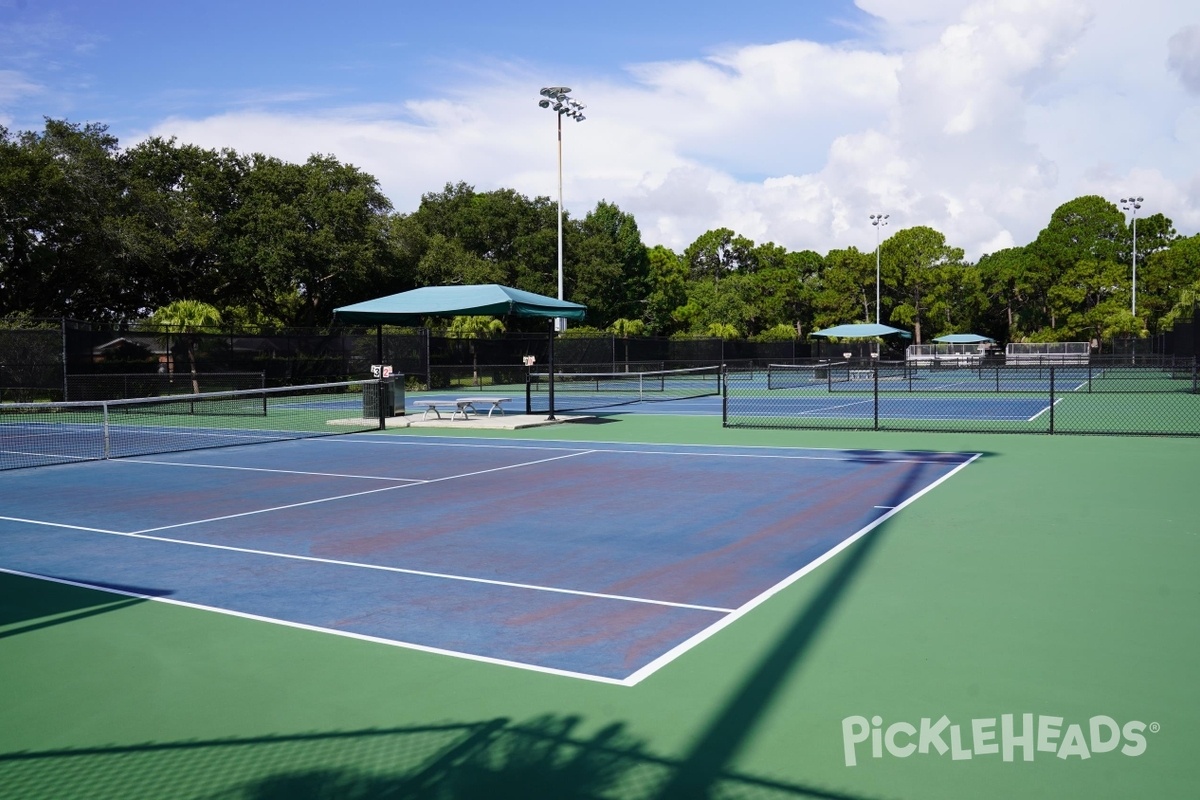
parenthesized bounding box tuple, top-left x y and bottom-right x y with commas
(525, 366, 722, 413)
(1, 379, 384, 471)
(766, 362, 851, 390)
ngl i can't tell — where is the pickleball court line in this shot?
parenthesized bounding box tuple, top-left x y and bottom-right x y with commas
(0, 566, 630, 686)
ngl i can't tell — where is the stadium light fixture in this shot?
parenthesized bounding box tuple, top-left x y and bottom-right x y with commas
(1119, 196, 1144, 316)
(870, 214, 889, 325)
(538, 86, 586, 332)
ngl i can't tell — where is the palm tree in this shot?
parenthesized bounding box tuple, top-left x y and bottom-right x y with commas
(446, 315, 507, 388)
(150, 300, 223, 393)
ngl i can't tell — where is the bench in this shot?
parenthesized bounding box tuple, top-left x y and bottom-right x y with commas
(455, 397, 512, 418)
(411, 400, 472, 421)
(411, 397, 514, 421)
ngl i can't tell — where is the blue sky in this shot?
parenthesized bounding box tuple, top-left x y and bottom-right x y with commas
(3, 0, 1199, 260)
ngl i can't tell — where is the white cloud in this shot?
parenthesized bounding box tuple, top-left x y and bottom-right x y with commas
(1168, 25, 1200, 94)
(144, 0, 1200, 261)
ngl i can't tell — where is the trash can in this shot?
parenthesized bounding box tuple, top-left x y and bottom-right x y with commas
(363, 376, 405, 419)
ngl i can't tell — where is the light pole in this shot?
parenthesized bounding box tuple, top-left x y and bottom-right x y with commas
(1120, 196, 1143, 317)
(538, 87, 586, 332)
(869, 214, 889, 325)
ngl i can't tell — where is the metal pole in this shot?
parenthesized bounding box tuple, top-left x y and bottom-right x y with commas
(1132, 214, 1138, 317)
(875, 227, 881, 325)
(870, 214, 888, 325)
(556, 111, 565, 334)
(546, 318, 556, 421)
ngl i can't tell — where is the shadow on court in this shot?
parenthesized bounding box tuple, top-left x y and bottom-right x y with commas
(653, 452, 994, 799)
(0, 571, 168, 640)
(0, 714, 885, 800)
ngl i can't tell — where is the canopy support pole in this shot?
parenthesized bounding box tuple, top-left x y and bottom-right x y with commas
(547, 319, 556, 421)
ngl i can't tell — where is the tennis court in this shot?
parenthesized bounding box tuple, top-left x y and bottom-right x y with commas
(2, 382, 1198, 799)
(0, 434, 974, 683)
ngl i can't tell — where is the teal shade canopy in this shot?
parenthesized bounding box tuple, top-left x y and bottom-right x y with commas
(334, 284, 587, 324)
(933, 333, 995, 343)
(811, 323, 912, 339)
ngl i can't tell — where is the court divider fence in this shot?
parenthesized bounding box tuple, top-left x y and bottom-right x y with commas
(722, 358, 1200, 437)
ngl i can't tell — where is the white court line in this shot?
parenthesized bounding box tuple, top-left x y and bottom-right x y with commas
(621, 452, 982, 686)
(1027, 396, 1064, 421)
(0, 449, 96, 462)
(133, 449, 596, 534)
(0, 515, 124, 535)
(0, 513, 731, 614)
(313, 435, 972, 466)
(119, 458, 425, 482)
(788, 399, 875, 417)
(317, 432, 974, 458)
(0, 567, 629, 686)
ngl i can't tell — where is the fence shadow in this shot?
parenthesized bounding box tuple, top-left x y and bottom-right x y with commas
(0, 570, 166, 640)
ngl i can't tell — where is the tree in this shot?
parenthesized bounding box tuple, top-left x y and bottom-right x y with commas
(1134, 227, 1196, 334)
(814, 248, 874, 329)
(1027, 196, 1125, 337)
(886, 226, 965, 344)
(644, 246, 688, 335)
(0, 120, 128, 319)
(149, 300, 223, 392)
(572, 201, 650, 327)
(683, 228, 758, 285)
(225, 153, 393, 326)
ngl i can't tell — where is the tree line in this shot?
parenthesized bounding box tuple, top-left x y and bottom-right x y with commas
(2, 119, 1198, 343)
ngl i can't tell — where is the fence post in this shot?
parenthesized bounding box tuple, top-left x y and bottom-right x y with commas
(1048, 366, 1055, 434)
(873, 363, 880, 431)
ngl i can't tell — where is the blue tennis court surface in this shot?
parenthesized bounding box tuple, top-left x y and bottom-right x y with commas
(0, 434, 977, 684)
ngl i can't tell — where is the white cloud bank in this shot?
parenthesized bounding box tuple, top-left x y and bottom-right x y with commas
(147, 0, 1200, 260)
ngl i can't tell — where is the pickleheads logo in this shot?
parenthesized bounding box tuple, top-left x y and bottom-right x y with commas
(842, 714, 1158, 767)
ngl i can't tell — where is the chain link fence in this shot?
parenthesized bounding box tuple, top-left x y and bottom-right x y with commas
(724, 358, 1200, 436)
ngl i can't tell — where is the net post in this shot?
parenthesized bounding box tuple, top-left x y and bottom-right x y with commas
(102, 402, 111, 459)
(873, 363, 880, 430)
(1048, 366, 1056, 434)
(721, 365, 728, 426)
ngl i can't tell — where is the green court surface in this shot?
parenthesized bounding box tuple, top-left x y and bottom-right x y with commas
(2, 417, 1198, 799)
